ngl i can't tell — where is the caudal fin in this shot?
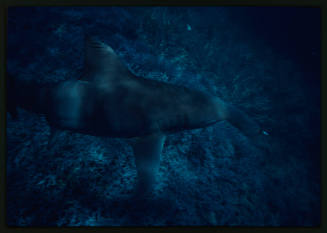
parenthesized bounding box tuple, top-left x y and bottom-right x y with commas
(224, 102, 270, 151)
(225, 103, 262, 137)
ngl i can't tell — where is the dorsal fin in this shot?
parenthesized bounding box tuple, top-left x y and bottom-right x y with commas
(81, 36, 132, 83)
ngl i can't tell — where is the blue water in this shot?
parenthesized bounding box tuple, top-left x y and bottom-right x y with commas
(6, 6, 321, 226)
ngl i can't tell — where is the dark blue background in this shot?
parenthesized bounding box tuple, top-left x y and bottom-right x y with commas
(6, 7, 321, 226)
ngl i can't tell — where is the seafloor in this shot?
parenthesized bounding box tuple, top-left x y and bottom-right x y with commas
(6, 7, 320, 226)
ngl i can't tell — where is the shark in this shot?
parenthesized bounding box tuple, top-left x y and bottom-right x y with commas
(7, 36, 269, 197)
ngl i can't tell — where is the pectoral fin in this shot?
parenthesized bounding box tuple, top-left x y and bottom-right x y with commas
(131, 133, 166, 195)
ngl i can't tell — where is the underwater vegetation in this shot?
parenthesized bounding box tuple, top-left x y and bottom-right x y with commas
(6, 7, 320, 226)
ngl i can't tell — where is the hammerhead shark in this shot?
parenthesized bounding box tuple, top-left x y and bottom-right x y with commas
(7, 36, 268, 197)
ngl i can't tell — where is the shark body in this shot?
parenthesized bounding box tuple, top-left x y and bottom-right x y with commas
(7, 37, 266, 196)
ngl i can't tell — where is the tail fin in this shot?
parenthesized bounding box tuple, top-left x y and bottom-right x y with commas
(226, 103, 262, 137)
(224, 103, 270, 151)
(7, 73, 18, 119)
